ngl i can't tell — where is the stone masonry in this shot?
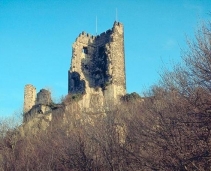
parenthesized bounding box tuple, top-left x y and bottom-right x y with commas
(36, 89, 52, 105)
(23, 85, 52, 121)
(24, 84, 36, 113)
(68, 21, 126, 113)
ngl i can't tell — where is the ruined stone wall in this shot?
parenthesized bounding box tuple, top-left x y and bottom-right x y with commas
(68, 21, 126, 113)
(23, 85, 53, 121)
(24, 84, 36, 113)
(36, 89, 52, 105)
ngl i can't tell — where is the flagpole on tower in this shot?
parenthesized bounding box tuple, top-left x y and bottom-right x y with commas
(116, 8, 118, 22)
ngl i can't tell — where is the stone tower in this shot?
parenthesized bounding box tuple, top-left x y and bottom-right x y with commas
(68, 21, 126, 113)
(24, 84, 36, 113)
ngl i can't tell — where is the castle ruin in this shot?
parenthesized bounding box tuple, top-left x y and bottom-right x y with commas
(68, 21, 126, 113)
(23, 21, 126, 121)
(23, 85, 52, 121)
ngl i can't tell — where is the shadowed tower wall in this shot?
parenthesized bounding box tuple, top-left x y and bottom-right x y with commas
(24, 84, 36, 113)
(68, 21, 126, 113)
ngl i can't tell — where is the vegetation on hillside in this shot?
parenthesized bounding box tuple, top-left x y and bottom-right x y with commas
(1, 21, 211, 170)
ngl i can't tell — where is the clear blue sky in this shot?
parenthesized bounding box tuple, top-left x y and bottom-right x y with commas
(1, 0, 211, 117)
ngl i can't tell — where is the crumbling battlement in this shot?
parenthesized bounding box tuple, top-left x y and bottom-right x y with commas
(68, 21, 126, 113)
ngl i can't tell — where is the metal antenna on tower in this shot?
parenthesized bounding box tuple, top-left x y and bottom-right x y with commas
(96, 16, 98, 35)
(116, 8, 118, 21)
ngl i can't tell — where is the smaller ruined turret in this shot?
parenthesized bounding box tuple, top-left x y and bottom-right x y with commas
(36, 89, 52, 105)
